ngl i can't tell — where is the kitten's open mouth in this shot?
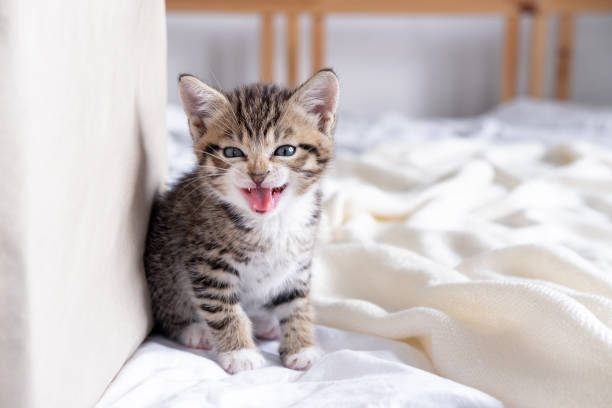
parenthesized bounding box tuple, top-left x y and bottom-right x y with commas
(240, 184, 287, 214)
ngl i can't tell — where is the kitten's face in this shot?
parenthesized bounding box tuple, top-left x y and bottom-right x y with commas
(179, 71, 339, 216)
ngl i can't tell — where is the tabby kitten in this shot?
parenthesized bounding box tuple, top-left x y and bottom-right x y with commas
(144, 69, 339, 373)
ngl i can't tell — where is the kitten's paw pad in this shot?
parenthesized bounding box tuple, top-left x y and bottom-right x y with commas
(178, 323, 214, 350)
(283, 346, 322, 370)
(218, 349, 265, 374)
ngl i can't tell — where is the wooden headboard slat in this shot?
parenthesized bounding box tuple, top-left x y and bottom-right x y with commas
(529, 11, 549, 97)
(286, 13, 300, 87)
(554, 13, 575, 99)
(502, 12, 520, 101)
(260, 13, 275, 83)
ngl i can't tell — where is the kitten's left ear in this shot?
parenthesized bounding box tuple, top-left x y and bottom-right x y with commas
(178, 74, 231, 140)
(291, 69, 339, 135)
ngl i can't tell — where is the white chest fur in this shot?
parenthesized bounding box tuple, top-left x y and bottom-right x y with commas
(239, 188, 317, 311)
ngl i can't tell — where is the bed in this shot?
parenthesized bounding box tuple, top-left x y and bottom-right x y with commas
(97, 1, 612, 407)
(98, 99, 612, 408)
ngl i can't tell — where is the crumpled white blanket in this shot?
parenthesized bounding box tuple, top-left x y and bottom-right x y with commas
(313, 138, 612, 408)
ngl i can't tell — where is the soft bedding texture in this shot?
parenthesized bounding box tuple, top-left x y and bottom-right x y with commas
(98, 327, 506, 407)
(102, 100, 612, 407)
(314, 137, 612, 408)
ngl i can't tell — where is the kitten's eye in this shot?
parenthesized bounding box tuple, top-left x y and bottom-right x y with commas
(223, 147, 244, 158)
(274, 145, 296, 157)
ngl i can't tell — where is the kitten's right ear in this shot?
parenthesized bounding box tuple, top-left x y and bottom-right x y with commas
(291, 69, 339, 136)
(178, 74, 230, 139)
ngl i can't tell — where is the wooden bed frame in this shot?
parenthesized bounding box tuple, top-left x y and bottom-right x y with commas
(166, 0, 612, 101)
(527, 0, 612, 99)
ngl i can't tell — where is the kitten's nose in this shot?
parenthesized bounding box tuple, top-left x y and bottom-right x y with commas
(249, 171, 269, 185)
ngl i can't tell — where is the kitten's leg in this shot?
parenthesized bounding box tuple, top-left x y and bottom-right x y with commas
(270, 287, 321, 370)
(191, 268, 264, 373)
(204, 304, 265, 373)
(151, 290, 206, 348)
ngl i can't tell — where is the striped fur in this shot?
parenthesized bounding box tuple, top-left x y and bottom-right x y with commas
(144, 70, 338, 373)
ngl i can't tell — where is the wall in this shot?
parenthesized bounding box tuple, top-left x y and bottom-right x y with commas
(167, 12, 612, 117)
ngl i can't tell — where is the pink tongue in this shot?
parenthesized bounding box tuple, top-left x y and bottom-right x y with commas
(249, 187, 274, 212)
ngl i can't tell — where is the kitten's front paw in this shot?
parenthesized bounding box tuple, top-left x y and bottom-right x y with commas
(218, 348, 265, 374)
(283, 346, 322, 370)
(178, 322, 214, 350)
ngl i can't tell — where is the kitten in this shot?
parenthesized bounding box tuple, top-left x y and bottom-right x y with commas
(144, 69, 339, 373)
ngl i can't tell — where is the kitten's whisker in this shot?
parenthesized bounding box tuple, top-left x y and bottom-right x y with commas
(177, 180, 203, 200)
(197, 101, 238, 133)
(196, 149, 233, 166)
(195, 148, 232, 164)
(194, 173, 225, 177)
(208, 69, 224, 90)
(226, 107, 240, 130)
(178, 173, 226, 201)
(179, 171, 226, 191)
(196, 164, 229, 171)
(216, 112, 239, 130)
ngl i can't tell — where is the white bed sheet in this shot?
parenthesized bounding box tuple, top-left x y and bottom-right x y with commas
(97, 326, 506, 408)
(100, 99, 612, 407)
